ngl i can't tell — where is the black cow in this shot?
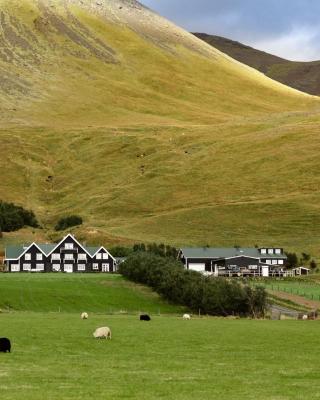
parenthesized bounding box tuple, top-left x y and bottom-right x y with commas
(140, 314, 151, 321)
(0, 338, 11, 353)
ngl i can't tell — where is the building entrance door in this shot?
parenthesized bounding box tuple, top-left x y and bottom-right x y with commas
(102, 263, 109, 272)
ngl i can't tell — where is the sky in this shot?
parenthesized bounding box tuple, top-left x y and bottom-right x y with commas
(140, 0, 320, 61)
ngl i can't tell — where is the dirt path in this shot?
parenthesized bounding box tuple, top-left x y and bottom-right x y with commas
(269, 290, 320, 310)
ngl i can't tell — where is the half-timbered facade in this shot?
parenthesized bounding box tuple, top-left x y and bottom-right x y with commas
(4, 234, 116, 273)
(178, 247, 288, 277)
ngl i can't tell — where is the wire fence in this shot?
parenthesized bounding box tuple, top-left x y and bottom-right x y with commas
(261, 283, 320, 301)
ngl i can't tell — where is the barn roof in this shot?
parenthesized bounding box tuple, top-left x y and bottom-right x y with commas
(180, 247, 286, 259)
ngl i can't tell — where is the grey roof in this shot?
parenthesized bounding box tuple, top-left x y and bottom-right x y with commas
(86, 247, 100, 257)
(38, 244, 55, 254)
(180, 247, 287, 260)
(5, 246, 26, 259)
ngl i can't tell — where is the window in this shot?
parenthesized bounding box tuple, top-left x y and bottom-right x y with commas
(11, 264, 20, 272)
(93, 263, 99, 270)
(65, 254, 74, 260)
(36, 253, 43, 260)
(266, 260, 272, 265)
(65, 243, 74, 250)
(102, 253, 108, 260)
(260, 249, 266, 254)
(78, 253, 87, 260)
(52, 264, 60, 272)
(275, 249, 281, 255)
(23, 264, 31, 271)
(36, 264, 44, 271)
(272, 260, 278, 265)
(78, 264, 86, 271)
(52, 253, 60, 260)
(278, 260, 284, 265)
(25, 253, 31, 260)
(96, 253, 102, 260)
(268, 249, 274, 254)
(248, 265, 258, 270)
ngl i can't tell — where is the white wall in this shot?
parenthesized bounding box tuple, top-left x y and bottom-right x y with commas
(188, 263, 206, 272)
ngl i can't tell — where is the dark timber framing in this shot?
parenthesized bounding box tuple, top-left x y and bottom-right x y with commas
(178, 247, 288, 277)
(4, 234, 117, 273)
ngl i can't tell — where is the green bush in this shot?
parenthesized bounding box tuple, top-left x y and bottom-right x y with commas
(55, 215, 83, 231)
(119, 252, 267, 318)
(0, 201, 39, 232)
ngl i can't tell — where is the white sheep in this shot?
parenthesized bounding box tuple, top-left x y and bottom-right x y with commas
(93, 326, 112, 340)
(81, 312, 88, 320)
(183, 313, 191, 320)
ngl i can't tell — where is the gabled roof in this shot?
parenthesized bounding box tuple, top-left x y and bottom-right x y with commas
(89, 246, 116, 261)
(46, 234, 92, 257)
(5, 245, 26, 259)
(5, 234, 114, 260)
(180, 247, 287, 259)
(5, 242, 47, 260)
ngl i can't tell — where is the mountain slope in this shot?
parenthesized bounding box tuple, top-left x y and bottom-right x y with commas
(0, 0, 315, 128)
(1, 0, 320, 256)
(193, 33, 320, 96)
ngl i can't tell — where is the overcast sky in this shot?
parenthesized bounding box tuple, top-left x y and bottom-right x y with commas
(140, 0, 320, 61)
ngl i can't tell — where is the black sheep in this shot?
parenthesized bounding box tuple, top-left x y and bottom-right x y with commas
(140, 314, 151, 321)
(0, 338, 11, 353)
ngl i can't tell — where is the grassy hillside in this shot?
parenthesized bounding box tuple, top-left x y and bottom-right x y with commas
(0, 274, 183, 314)
(1, 1, 320, 255)
(194, 33, 320, 95)
(1, 312, 320, 399)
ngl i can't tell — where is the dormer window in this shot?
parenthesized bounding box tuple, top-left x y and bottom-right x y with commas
(260, 249, 266, 254)
(268, 249, 274, 254)
(275, 249, 281, 255)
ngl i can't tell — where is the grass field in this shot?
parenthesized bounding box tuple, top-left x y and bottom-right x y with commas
(1, 274, 320, 399)
(1, 313, 320, 399)
(0, 274, 183, 314)
(261, 278, 320, 303)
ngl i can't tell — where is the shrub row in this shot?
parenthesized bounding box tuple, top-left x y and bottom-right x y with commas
(119, 252, 267, 318)
(0, 201, 39, 232)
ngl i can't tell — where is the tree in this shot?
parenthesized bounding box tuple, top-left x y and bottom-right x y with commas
(55, 215, 83, 231)
(310, 260, 317, 270)
(286, 252, 298, 269)
(119, 252, 267, 318)
(301, 252, 311, 265)
(0, 200, 39, 232)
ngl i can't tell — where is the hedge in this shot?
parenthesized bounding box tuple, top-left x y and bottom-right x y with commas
(119, 252, 267, 318)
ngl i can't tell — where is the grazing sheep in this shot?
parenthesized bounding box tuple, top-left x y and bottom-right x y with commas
(93, 327, 112, 340)
(81, 312, 88, 320)
(183, 313, 191, 320)
(140, 314, 151, 321)
(0, 338, 11, 353)
(302, 314, 308, 320)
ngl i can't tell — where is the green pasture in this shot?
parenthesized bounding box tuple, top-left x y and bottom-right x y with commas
(261, 279, 320, 302)
(1, 313, 320, 399)
(0, 274, 183, 314)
